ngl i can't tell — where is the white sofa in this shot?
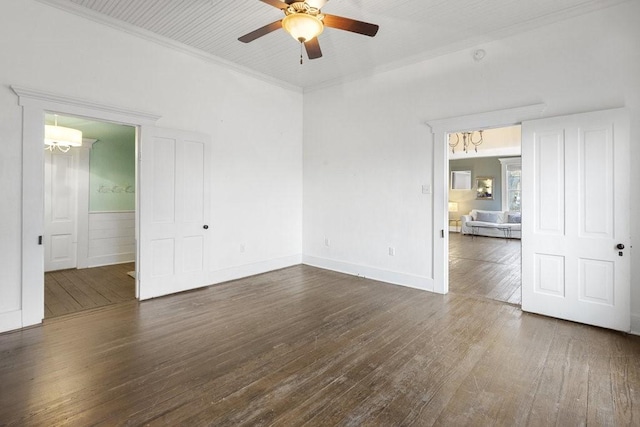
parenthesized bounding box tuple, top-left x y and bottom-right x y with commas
(460, 209, 521, 239)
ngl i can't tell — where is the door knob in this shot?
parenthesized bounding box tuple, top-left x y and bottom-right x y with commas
(203, 225, 209, 230)
(616, 243, 624, 250)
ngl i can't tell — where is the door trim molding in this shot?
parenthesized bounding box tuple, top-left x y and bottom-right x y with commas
(425, 103, 546, 294)
(11, 85, 160, 331)
(76, 139, 98, 269)
(12, 86, 161, 124)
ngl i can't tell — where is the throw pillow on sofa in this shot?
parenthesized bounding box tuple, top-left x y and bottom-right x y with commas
(507, 213, 521, 223)
(475, 211, 500, 223)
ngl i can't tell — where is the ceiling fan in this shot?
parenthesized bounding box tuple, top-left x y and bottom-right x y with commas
(238, 0, 379, 61)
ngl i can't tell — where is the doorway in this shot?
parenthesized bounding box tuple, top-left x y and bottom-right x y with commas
(43, 113, 137, 318)
(431, 105, 630, 332)
(446, 126, 523, 304)
(14, 86, 215, 331)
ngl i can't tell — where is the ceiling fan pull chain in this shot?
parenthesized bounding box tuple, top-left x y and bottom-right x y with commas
(300, 42, 304, 65)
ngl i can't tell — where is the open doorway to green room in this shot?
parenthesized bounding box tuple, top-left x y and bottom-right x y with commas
(43, 112, 138, 319)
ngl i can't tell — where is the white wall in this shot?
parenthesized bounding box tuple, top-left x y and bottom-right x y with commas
(0, 0, 302, 330)
(303, 2, 640, 329)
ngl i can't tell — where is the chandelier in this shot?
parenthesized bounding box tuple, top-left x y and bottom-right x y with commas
(44, 115, 82, 153)
(448, 130, 483, 154)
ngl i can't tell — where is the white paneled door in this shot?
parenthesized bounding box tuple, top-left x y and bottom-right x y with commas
(138, 128, 211, 299)
(521, 108, 630, 331)
(44, 148, 79, 272)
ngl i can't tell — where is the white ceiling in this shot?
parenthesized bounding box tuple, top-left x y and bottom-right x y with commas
(39, 0, 628, 90)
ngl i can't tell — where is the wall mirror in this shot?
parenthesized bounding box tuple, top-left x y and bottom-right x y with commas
(476, 176, 494, 199)
(451, 170, 472, 190)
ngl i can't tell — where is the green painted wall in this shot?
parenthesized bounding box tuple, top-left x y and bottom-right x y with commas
(89, 131, 136, 212)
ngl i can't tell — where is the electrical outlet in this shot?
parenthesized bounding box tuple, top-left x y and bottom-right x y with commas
(324, 237, 330, 247)
(240, 244, 245, 253)
(389, 247, 395, 256)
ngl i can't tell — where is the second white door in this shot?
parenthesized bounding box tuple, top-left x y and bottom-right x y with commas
(521, 108, 630, 331)
(138, 127, 212, 299)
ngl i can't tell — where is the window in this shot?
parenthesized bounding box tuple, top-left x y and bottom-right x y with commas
(499, 158, 521, 212)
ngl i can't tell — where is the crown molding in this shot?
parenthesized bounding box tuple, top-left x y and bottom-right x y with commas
(303, 0, 631, 93)
(34, 0, 302, 94)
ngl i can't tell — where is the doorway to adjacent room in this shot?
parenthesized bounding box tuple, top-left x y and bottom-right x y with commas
(446, 125, 522, 305)
(43, 113, 137, 318)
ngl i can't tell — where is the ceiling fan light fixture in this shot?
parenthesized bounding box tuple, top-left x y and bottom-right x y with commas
(282, 12, 323, 43)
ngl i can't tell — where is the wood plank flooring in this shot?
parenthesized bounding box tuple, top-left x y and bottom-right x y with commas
(44, 262, 136, 318)
(449, 232, 522, 305)
(1, 265, 638, 426)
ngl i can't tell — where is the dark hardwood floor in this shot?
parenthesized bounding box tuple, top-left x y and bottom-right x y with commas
(449, 232, 522, 305)
(2, 265, 639, 426)
(44, 262, 136, 318)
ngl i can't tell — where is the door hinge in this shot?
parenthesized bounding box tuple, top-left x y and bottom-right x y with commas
(38, 235, 43, 245)
(441, 229, 445, 238)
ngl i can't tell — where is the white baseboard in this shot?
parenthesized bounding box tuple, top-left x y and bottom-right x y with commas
(631, 313, 640, 336)
(209, 254, 303, 286)
(87, 253, 135, 268)
(302, 255, 434, 292)
(0, 310, 23, 334)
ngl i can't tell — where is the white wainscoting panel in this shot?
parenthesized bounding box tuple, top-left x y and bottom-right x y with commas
(87, 211, 135, 267)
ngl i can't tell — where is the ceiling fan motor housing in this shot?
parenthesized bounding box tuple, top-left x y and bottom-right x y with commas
(285, 2, 323, 17)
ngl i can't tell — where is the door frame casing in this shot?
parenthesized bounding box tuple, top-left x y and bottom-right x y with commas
(426, 103, 547, 294)
(12, 86, 160, 329)
(76, 138, 98, 269)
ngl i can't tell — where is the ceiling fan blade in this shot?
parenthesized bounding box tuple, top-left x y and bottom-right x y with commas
(304, 38, 323, 60)
(260, 0, 288, 9)
(238, 20, 283, 43)
(323, 14, 379, 37)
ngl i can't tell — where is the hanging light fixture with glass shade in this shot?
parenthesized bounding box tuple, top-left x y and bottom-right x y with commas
(282, 2, 324, 43)
(44, 115, 82, 153)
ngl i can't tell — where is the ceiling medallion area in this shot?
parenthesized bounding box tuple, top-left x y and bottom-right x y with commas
(285, 2, 322, 19)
